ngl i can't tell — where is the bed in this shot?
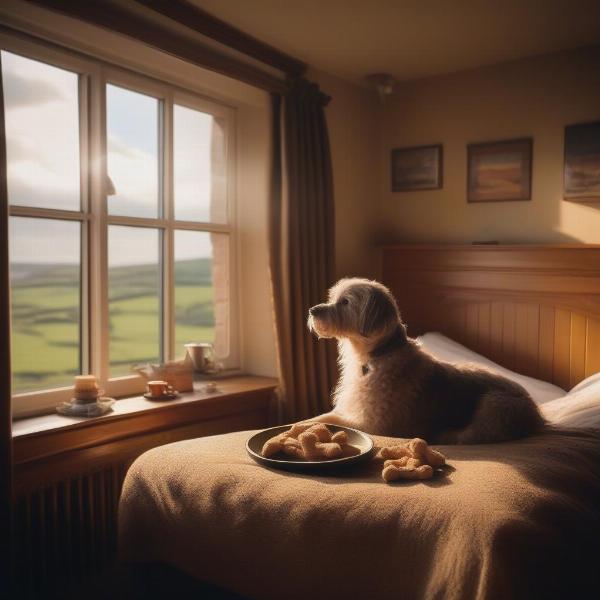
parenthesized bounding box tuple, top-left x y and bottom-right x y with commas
(119, 245, 600, 599)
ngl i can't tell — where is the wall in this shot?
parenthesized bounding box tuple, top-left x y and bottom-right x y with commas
(378, 45, 600, 244)
(310, 69, 381, 279)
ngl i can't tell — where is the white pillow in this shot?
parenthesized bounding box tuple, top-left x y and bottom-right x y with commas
(541, 373, 600, 429)
(417, 332, 567, 405)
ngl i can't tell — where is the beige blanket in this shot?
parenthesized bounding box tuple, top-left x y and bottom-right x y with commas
(119, 428, 600, 600)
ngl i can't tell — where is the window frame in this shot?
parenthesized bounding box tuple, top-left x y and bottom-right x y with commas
(2, 32, 239, 418)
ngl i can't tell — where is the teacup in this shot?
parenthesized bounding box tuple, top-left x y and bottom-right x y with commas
(147, 380, 169, 397)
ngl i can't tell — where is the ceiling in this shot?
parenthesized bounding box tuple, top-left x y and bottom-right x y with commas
(191, 0, 600, 85)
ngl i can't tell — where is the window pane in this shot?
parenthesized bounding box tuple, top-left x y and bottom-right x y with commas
(107, 84, 160, 218)
(108, 226, 161, 376)
(174, 231, 229, 358)
(174, 105, 227, 223)
(1, 51, 80, 211)
(10, 217, 81, 393)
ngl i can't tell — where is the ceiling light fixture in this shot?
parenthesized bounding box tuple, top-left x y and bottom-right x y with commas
(365, 73, 398, 100)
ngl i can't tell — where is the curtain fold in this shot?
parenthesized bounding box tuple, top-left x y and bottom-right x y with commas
(269, 79, 337, 422)
(0, 54, 13, 591)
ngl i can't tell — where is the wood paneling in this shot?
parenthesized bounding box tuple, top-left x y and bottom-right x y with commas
(382, 245, 600, 389)
(570, 313, 587, 388)
(586, 320, 600, 378)
(538, 305, 555, 382)
(553, 309, 571, 389)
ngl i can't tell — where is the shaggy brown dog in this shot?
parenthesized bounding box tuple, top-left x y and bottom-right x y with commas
(307, 278, 544, 444)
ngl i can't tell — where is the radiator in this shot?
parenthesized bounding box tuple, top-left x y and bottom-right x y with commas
(12, 462, 129, 599)
(10, 380, 275, 597)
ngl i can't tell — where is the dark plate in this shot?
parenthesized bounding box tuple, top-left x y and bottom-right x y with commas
(246, 423, 374, 471)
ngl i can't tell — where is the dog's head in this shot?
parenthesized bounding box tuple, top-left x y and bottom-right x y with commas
(308, 278, 401, 343)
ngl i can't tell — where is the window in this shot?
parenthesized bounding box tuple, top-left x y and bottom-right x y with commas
(2, 35, 237, 417)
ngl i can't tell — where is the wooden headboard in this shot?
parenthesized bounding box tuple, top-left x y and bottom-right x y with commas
(381, 245, 600, 390)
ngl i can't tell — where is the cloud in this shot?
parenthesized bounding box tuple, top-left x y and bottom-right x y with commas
(108, 134, 151, 161)
(5, 134, 45, 165)
(3, 68, 68, 109)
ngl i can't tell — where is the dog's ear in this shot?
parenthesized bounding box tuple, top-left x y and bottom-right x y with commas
(359, 287, 398, 337)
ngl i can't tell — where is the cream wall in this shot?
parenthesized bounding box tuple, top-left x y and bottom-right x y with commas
(378, 45, 600, 244)
(310, 69, 381, 280)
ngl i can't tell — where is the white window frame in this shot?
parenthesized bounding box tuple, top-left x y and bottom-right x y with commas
(3, 32, 239, 418)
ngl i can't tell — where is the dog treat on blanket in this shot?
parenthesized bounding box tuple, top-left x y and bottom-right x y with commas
(260, 423, 361, 460)
(379, 445, 412, 461)
(407, 438, 446, 468)
(382, 460, 434, 482)
(378, 438, 446, 482)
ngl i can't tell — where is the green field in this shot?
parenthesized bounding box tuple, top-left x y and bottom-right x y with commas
(11, 259, 215, 393)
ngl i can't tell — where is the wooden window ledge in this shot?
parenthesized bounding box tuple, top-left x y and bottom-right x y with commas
(12, 376, 278, 472)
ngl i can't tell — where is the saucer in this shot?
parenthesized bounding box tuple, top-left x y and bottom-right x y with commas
(57, 397, 115, 417)
(143, 391, 179, 401)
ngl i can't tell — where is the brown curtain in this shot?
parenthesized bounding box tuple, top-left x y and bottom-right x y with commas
(0, 54, 13, 591)
(269, 79, 337, 422)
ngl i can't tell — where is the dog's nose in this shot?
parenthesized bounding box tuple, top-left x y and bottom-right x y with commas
(309, 305, 325, 317)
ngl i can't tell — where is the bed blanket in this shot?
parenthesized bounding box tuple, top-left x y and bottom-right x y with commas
(119, 428, 600, 600)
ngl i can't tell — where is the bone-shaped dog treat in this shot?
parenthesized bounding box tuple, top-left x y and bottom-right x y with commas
(261, 433, 288, 457)
(407, 438, 446, 468)
(378, 438, 446, 482)
(298, 431, 343, 460)
(281, 437, 304, 459)
(382, 461, 434, 482)
(261, 423, 361, 461)
(284, 422, 319, 438)
(304, 423, 333, 443)
(331, 430, 347, 444)
(378, 445, 412, 460)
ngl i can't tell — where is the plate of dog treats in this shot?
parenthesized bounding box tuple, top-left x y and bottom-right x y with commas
(246, 422, 374, 471)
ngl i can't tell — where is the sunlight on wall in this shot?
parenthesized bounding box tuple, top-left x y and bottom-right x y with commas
(379, 46, 600, 245)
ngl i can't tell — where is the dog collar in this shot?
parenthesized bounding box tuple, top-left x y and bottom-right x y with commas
(368, 325, 408, 359)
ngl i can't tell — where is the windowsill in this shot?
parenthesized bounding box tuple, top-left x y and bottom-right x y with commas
(12, 375, 278, 466)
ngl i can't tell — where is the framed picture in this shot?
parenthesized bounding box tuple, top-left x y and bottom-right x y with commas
(564, 121, 600, 202)
(391, 144, 443, 192)
(467, 138, 532, 203)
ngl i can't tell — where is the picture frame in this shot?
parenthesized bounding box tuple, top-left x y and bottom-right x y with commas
(563, 120, 600, 202)
(391, 144, 443, 192)
(467, 138, 532, 203)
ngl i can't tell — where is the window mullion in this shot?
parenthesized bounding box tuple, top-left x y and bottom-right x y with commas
(89, 65, 109, 388)
(163, 91, 175, 362)
(79, 71, 91, 378)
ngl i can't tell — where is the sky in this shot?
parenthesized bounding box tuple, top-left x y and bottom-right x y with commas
(3, 50, 223, 267)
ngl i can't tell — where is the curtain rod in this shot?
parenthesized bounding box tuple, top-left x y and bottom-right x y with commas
(26, 0, 290, 94)
(133, 0, 307, 78)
